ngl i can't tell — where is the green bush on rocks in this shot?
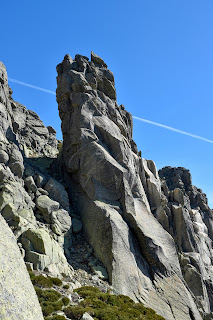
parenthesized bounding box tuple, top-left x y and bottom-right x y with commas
(33, 275, 54, 288)
(35, 287, 61, 303)
(41, 300, 63, 312)
(51, 278, 63, 286)
(30, 271, 165, 320)
(63, 286, 165, 320)
(62, 296, 70, 306)
(29, 271, 63, 288)
(35, 286, 63, 317)
(64, 305, 92, 320)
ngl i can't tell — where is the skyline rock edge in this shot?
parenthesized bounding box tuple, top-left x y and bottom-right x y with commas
(56, 52, 213, 320)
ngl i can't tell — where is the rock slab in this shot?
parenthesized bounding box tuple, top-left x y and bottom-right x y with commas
(0, 214, 44, 320)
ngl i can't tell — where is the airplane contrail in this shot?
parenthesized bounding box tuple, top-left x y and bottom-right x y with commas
(133, 116, 213, 144)
(8, 77, 56, 95)
(8, 77, 213, 144)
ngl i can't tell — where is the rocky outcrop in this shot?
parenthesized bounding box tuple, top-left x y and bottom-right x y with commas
(1, 53, 213, 320)
(0, 213, 44, 320)
(157, 167, 213, 316)
(0, 62, 58, 159)
(56, 52, 211, 320)
(0, 61, 73, 318)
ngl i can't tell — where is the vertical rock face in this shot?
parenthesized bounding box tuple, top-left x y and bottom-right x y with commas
(56, 52, 210, 320)
(0, 61, 73, 319)
(0, 213, 44, 320)
(158, 167, 213, 316)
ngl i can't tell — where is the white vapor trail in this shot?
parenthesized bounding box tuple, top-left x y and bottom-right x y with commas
(8, 77, 56, 95)
(7, 77, 213, 144)
(133, 116, 213, 144)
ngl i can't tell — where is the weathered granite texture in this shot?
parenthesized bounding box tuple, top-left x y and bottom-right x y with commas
(1, 53, 213, 320)
(0, 61, 72, 300)
(157, 167, 213, 316)
(56, 52, 213, 320)
(0, 62, 58, 158)
(0, 213, 44, 320)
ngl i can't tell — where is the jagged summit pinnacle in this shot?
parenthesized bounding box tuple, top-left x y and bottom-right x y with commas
(56, 51, 116, 105)
(56, 52, 213, 320)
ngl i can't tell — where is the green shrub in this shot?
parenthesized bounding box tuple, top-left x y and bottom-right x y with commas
(75, 286, 101, 294)
(35, 287, 61, 303)
(107, 294, 134, 307)
(41, 297, 63, 316)
(80, 298, 107, 309)
(64, 305, 92, 320)
(63, 284, 69, 289)
(52, 300, 64, 311)
(41, 303, 54, 316)
(51, 277, 63, 286)
(74, 286, 106, 300)
(32, 275, 53, 288)
(62, 296, 70, 306)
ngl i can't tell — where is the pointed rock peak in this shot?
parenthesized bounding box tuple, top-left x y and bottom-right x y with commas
(91, 51, 107, 68)
(56, 54, 74, 75)
(63, 54, 73, 63)
(75, 54, 89, 61)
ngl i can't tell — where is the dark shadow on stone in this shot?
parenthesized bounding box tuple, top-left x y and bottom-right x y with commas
(6, 126, 19, 146)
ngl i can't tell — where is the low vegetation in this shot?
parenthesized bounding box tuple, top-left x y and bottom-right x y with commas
(29, 272, 62, 288)
(29, 272, 69, 318)
(64, 286, 165, 320)
(29, 271, 165, 320)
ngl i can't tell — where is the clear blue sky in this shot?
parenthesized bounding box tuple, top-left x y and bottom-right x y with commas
(1, 1, 213, 207)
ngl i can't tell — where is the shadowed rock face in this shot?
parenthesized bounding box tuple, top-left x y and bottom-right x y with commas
(56, 52, 207, 320)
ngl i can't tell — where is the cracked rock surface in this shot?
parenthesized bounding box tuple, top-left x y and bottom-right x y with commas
(57, 52, 213, 320)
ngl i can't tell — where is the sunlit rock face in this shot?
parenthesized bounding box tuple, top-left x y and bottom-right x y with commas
(0, 61, 73, 319)
(158, 167, 213, 315)
(0, 62, 58, 158)
(0, 214, 44, 320)
(56, 52, 213, 320)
